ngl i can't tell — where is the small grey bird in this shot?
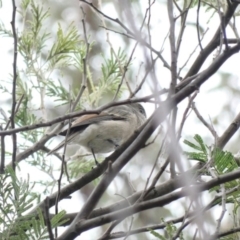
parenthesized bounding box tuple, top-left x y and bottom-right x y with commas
(48, 103, 146, 163)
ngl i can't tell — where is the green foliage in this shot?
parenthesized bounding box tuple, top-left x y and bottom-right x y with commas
(184, 135, 240, 203)
(0, 0, 129, 175)
(220, 237, 238, 240)
(18, 1, 50, 61)
(189, 0, 225, 12)
(68, 158, 92, 178)
(47, 23, 82, 68)
(149, 229, 165, 240)
(46, 79, 71, 105)
(67, 156, 104, 178)
(0, 0, 141, 237)
(89, 48, 127, 106)
(0, 167, 67, 240)
(149, 221, 183, 239)
(0, 22, 12, 37)
(213, 148, 238, 175)
(17, 0, 87, 110)
(211, 148, 240, 201)
(183, 134, 208, 162)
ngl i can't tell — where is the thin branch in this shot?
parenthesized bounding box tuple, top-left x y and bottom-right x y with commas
(196, 0, 203, 51)
(6, 163, 203, 237)
(215, 184, 226, 236)
(167, 0, 178, 178)
(185, 2, 239, 78)
(98, 135, 168, 239)
(10, 0, 18, 170)
(98, 193, 133, 240)
(229, 17, 240, 39)
(168, 0, 177, 93)
(175, 42, 240, 107)
(177, 91, 198, 140)
(44, 197, 54, 240)
(173, 0, 182, 13)
(2, 39, 239, 140)
(0, 136, 5, 174)
(178, 28, 209, 78)
(56, 167, 240, 237)
(176, 0, 194, 56)
(140, 138, 168, 201)
(217, 0, 229, 51)
(209, 227, 240, 239)
(192, 102, 218, 139)
(55, 92, 74, 237)
(0, 94, 24, 172)
(130, 57, 158, 98)
(110, 20, 148, 99)
(80, 0, 171, 69)
(217, 111, 240, 149)
(13, 41, 240, 228)
(4, 41, 240, 171)
(71, 8, 89, 111)
(4, 94, 24, 131)
(0, 99, 148, 137)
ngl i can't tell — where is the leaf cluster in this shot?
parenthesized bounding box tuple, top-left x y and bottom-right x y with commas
(184, 135, 240, 204)
(0, 167, 67, 239)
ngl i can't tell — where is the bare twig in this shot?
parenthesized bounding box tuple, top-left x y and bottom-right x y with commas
(44, 197, 54, 240)
(0, 99, 149, 137)
(192, 102, 218, 139)
(217, 111, 240, 149)
(196, 0, 203, 51)
(112, 0, 155, 100)
(140, 136, 167, 201)
(178, 28, 209, 78)
(171, 201, 194, 240)
(80, 0, 171, 69)
(216, 0, 229, 52)
(130, 57, 158, 98)
(10, 0, 18, 170)
(185, 2, 239, 78)
(71, 7, 89, 111)
(98, 193, 132, 240)
(55, 94, 74, 237)
(0, 136, 5, 174)
(4, 94, 24, 131)
(176, 0, 194, 56)
(0, 95, 24, 172)
(168, 0, 177, 93)
(167, 0, 178, 178)
(56, 168, 240, 238)
(215, 184, 227, 235)
(177, 91, 198, 140)
(209, 227, 240, 239)
(100, 134, 168, 237)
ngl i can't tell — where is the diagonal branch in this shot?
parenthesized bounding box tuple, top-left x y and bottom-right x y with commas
(217, 111, 240, 149)
(185, 2, 239, 78)
(56, 42, 240, 239)
(58, 167, 240, 236)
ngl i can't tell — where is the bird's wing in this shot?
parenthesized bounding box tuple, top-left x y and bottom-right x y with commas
(47, 112, 126, 155)
(47, 132, 79, 156)
(59, 113, 126, 136)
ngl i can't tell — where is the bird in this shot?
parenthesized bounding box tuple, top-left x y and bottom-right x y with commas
(48, 103, 146, 164)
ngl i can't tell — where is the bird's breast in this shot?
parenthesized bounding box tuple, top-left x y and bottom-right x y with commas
(73, 120, 133, 153)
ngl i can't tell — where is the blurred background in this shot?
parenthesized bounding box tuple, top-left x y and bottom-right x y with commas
(1, 0, 240, 239)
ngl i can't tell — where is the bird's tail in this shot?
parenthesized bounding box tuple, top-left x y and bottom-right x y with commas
(47, 132, 78, 156)
(47, 141, 65, 156)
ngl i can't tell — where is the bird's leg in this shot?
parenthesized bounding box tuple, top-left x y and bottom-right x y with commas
(91, 148, 99, 165)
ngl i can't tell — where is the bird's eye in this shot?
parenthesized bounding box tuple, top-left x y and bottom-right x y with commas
(138, 104, 146, 117)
